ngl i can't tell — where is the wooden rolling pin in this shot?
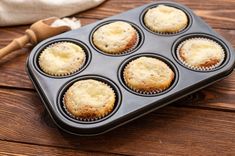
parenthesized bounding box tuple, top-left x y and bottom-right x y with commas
(0, 17, 71, 59)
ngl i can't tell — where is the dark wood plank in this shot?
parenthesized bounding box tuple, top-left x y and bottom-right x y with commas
(78, 0, 235, 29)
(0, 88, 234, 155)
(0, 140, 114, 156)
(174, 72, 235, 111)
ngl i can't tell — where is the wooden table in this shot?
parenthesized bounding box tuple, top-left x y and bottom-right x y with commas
(0, 0, 234, 155)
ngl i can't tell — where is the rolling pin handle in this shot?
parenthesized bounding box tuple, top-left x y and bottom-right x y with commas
(0, 35, 30, 59)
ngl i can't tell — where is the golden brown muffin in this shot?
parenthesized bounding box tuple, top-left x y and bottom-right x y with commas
(144, 5, 188, 33)
(93, 21, 138, 54)
(123, 57, 175, 93)
(178, 38, 225, 70)
(63, 79, 116, 120)
(39, 42, 86, 76)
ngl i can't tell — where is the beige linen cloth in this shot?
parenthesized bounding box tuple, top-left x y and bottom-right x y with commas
(0, 0, 105, 26)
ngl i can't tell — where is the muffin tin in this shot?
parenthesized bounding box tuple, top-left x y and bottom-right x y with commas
(26, 1, 235, 135)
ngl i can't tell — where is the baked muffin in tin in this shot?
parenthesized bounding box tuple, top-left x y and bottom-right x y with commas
(39, 42, 86, 76)
(93, 21, 138, 54)
(144, 5, 188, 34)
(63, 79, 116, 121)
(177, 38, 225, 70)
(123, 56, 175, 94)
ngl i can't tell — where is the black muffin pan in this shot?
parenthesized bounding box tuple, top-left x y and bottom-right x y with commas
(26, 1, 235, 135)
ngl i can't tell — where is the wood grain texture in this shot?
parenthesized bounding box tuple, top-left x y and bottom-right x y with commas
(0, 141, 114, 156)
(77, 0, 235, 29)
(0, 89, 234, 156)
(0, 0, 235, 155)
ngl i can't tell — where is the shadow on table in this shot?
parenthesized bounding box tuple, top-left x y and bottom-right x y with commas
(51, 102, 195, 153)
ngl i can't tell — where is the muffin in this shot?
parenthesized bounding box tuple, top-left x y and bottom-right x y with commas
(123, 57, 175, 94)
(63, 79, 116, 120)
(93, 21, 138, 54)
(177, 38, 225, 70)
(39, 42, 86, 76)
(144, 5, 188, 34)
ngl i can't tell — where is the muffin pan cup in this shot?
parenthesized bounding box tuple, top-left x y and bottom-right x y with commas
(120, 53, 178, 96)
(89, 20, 144, 56)
(26, 1, 235, 136)
(38, 41, 88, 77)
(61, 76, 121, 122)
(140, 3, 192, 35)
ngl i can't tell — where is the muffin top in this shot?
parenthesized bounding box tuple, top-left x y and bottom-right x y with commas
(178, 38, 224, 69)
(39, 42, 86, 76)
(144, 5, 188, 33)
(124, 57, 175, 93)
(93, 21, 137, 54)
(64, 79, 116, 119)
